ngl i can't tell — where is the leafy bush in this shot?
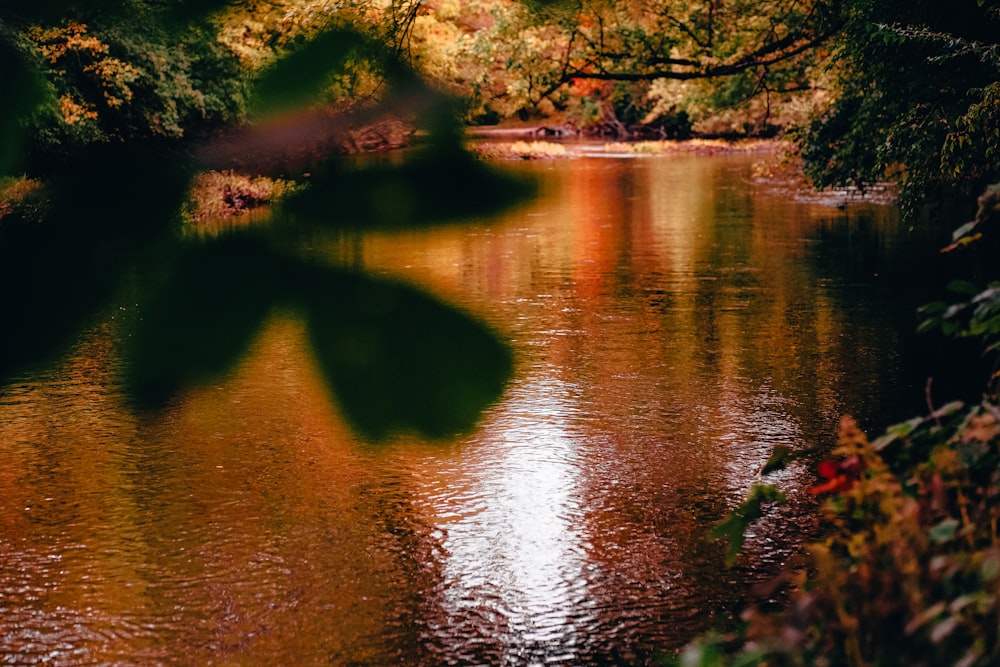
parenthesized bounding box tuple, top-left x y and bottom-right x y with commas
(21, 17, 245, 167)
(183, 170, 302, 224)
(676, 186, 1000, 666)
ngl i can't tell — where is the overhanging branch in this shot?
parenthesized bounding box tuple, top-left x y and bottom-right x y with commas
(561, 20, 842, 84)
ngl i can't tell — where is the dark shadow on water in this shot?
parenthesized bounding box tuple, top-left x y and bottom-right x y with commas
(0, 139, 529, 441)
(0, 140, 189, 382)
(804, 212, 988, 424)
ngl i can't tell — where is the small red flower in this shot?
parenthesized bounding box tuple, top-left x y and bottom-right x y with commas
(808, 456, 865, 495)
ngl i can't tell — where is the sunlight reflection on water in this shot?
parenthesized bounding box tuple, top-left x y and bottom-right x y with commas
(413, 377, 595, 664)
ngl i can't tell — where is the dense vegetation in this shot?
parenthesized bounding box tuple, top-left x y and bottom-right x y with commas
(2, 0, 1000, 664)
(408, 0, 1000, 217)
(409, 0, 839, 136)
(799, 0, 1000, 219)
(683, 187, 1000, 666)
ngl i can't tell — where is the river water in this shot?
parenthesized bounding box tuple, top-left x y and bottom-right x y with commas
(0, 152, 949, 665)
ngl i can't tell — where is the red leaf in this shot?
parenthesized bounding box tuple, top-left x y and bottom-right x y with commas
(808, 474, 853, 496)
(817, 459, 840, 479)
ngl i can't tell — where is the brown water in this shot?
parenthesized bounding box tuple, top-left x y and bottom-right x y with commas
(1, 154, 939, 665)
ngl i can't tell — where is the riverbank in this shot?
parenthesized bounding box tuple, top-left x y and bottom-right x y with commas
(468, 133, 783, 161)
(466, 135, 897, 209)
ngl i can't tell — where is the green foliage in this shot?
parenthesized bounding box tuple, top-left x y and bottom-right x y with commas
(123, 236, 514, 440)
(0, 140, 193, 381)
(280, 146, 535, 229)
(682, 406, 1000, 666)
(708, 484, 787, 567)
(19, 15, 246, 165)
(0, 33, 50, 175)
(302, 266, 512, 440)
(250, 26, 374, 114)
(799, 0, 1000, 219)
(760, 444, 814, 474)
(942, 83, 1000, 190)
(123, 237, 281, 406)
(917, 184, 1000, 393)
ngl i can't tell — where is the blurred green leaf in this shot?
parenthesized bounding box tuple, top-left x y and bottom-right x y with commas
(675, 640, 770, 667)
(947, 280, 981, 296)
(873, 416, 925, 450)
(677, 640, 725, 667)
(124, 245, 515, 439)
(930, 400, 965, 420)
(944, 303, 969, 319)
(123, 237, 279, 406)
(760, 444, 813, 474)
(918, 301, 948, 316)
(951, 220, 979, 242)
(304, 267, 513, 440)
(0, 141, 190, 379)
(761, 445, 794, 473)
(1, 0, 522, 443)
(0, 37, 49, 175)
(282, 149, 535, 230)
(708, 484, 786, 567)
(929, 615, 960, 644)
(929, 518, 961, 544)
(916, 316, 942, 335)
(972, 285, 1000, 305)
(250, 26, 373, 115)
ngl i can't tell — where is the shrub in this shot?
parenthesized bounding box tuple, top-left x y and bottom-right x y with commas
(677, 185, 1000, 666)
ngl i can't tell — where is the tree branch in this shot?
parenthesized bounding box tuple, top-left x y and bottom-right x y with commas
(562, 19, 842, 83)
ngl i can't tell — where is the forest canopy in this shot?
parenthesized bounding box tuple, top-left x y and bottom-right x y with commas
(411, 0, 843, 136)
(2, 0, 997, 210)
(408, 0, 1000, 214)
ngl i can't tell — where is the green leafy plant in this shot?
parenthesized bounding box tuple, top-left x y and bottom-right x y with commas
(708, 484, 787, 567)
(677, 184, 1000, 666)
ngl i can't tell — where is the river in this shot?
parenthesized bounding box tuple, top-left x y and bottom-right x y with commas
(0, 151, 951, 665)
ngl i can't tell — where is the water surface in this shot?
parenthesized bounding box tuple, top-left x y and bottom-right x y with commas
(1, 153, 942, 665)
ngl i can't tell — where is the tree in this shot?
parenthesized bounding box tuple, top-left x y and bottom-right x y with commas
(411, 0, 843, 133)
(799, 0, 1000, 219)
